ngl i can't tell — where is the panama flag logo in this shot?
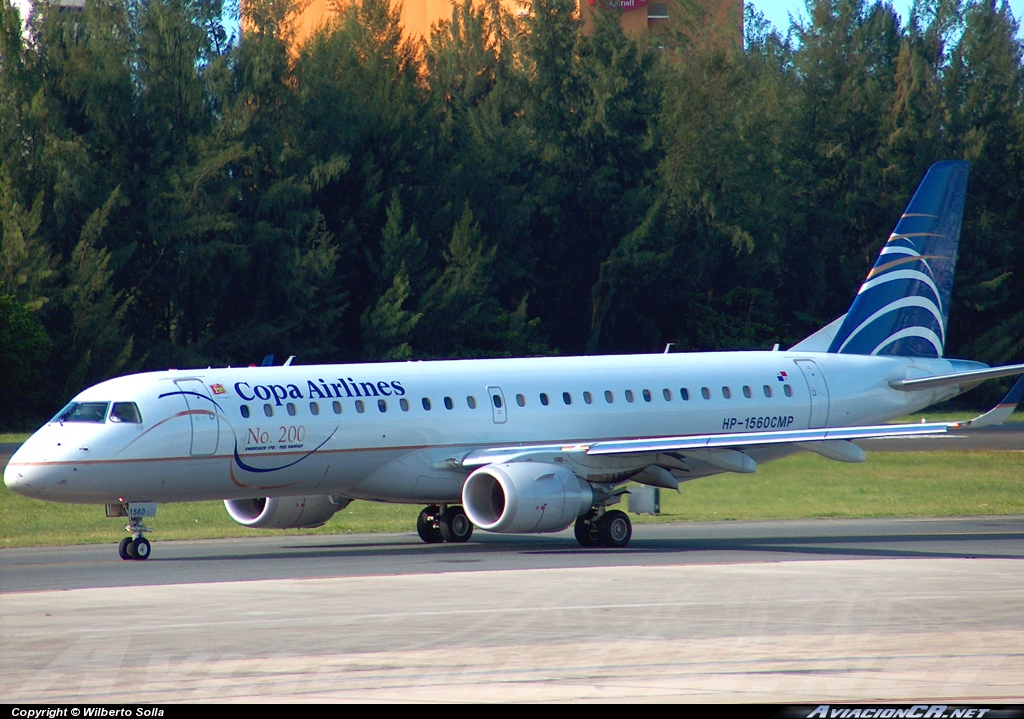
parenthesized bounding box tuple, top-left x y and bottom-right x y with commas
(777, 371, 788, 382)
(210, 383, 226, 395)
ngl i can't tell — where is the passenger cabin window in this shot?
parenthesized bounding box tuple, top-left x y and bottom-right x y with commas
(240, 405, 250, 419)
(493, 395, 503, 409)
(400, 398, 409, 411)
(743, 386, 752, 399)
(722, 387, 732, 399)
(663, 389, 672, 401)
(642, 389, 652, 402)
(110, 402, 142, 423)
(422, 398, 432, 411)
(355, 400, 365, 413)
(763, 385, 772, 398)
(467, 396, 477, 409)
(701, 387, 711, 400)
(784, 384, 793, 397)
(625, 390, 634, 403)
(378, 399, 387, 413)
(333, 400, 343, 414)
(680, 388, 690, 401)
(540, 393, 550, 406)
(309, 402, 320, 415)
(563, 392, 572, 405)
(52, 402, 109, 423)
(444, 397, 454, 410)
(287, 402, 297, 416)
(516, 394, 526, 407)
(605, 390, 614, 403)
(264, 404, 274, 417)
(583, 391, 593, 404)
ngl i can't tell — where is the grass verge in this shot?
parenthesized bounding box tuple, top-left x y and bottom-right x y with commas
(2, 450, 1021, 548)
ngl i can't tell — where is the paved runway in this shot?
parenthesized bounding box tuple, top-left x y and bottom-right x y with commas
(2, 517, 1023, 702)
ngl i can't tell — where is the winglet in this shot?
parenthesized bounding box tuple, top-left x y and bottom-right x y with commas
(952, 374, 1024, 429)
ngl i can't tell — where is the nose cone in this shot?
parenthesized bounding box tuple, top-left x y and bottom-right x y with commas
(3, 443, 33, 496)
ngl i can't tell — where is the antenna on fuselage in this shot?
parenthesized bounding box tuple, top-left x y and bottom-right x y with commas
(284, 356, 295, 366)
(663, 343, 674, 354)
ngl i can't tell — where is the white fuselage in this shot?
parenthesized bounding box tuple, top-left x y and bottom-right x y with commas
(4, 351, 966, 505)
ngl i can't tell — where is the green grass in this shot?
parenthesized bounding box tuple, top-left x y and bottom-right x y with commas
(0, 433, 30, 443)
(2, 450, 1022, 548)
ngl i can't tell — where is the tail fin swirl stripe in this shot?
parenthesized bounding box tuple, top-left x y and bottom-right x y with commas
(828, 161, 970, 357)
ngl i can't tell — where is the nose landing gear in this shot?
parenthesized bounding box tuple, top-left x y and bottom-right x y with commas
(107, 502, 156, 560)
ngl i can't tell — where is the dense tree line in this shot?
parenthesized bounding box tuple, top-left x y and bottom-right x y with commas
(0, 0, 1022, 429)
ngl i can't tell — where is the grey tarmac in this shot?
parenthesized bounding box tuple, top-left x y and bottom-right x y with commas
(2, 517, 1023, 703)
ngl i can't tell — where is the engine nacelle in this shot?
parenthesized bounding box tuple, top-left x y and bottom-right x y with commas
(462, 462, 594, 534)
(224, 495, 351, 529)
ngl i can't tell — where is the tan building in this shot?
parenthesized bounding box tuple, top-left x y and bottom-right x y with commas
(288, 0, 743, 44)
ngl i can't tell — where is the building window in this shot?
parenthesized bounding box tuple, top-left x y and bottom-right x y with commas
(649, 3, 669, 19)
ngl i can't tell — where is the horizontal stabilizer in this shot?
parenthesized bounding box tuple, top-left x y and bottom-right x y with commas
(889, 362, 1024, 391)
(952, 373, 1024, 429)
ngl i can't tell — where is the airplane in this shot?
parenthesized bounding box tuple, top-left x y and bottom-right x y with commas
(5, 160, 1024, 560)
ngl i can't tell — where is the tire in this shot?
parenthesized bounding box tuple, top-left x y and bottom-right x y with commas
(574, 513, 600, 548)
(439, 506, 473, 543)
(416, 506, 444, 544)
(118, 537, 133, 560)
(131, 537, 151, 560)
(596, 510, 632, 549)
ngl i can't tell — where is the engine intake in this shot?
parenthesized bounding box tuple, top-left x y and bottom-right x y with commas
(224, 495, 351, 529)
(462, 462, 593, 533)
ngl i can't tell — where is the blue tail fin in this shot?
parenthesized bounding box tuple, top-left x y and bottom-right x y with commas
(827, 161, 970, 357)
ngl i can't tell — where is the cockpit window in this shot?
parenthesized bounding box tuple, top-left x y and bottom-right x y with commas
(110, 402, 142, 424)
(52, 402, 110, 423)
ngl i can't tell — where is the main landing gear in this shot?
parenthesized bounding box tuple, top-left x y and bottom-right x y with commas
(118, 516, 152, 561)
(574, 509, 632, 549)
(417, 505, 474, 544)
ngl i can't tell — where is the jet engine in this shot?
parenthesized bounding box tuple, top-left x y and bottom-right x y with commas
(462, 462, 593, 533)
(224, 495, 352, 529)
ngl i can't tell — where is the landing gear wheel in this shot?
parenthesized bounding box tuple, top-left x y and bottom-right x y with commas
(118, 537, 133, 560)
(131, 537, 151, 560)
(596, 510, 632, 549)
(417, 505, 444, 544)
(439, 506, 474, 543)
(574, 512, 600, 548)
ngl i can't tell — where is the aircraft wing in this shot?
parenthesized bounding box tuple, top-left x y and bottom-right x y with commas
(461, 421, 949, 470)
